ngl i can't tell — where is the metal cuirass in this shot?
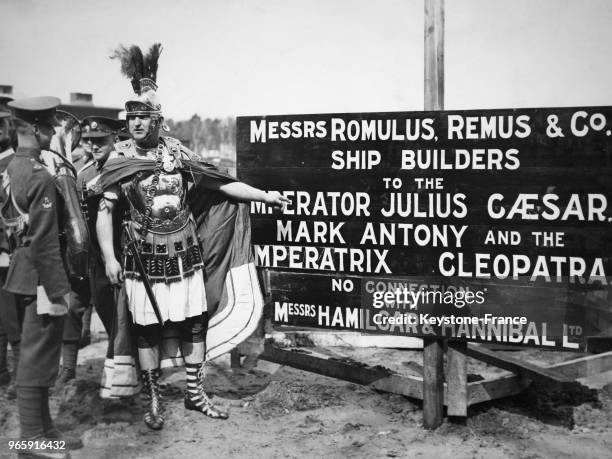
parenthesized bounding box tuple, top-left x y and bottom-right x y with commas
(136, 171, 185, 219)
(120, 149, 204, 283)
(122, 165, 190, 234)
(121, 144, 187, 222)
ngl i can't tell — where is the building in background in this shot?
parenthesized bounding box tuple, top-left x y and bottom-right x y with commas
(59, 92, 122, 120)
(1, 87, 122, 120)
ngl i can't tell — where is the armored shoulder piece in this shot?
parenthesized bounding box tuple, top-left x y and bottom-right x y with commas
(112, 139, 137, 158)
(163, 136, 199, 160)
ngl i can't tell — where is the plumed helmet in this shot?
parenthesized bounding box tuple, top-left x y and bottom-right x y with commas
(111, 43, 163, 118)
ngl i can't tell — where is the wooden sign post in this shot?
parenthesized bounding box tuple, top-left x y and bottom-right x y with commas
(423, 0, 450, 429)
(424, 0, 444, 113)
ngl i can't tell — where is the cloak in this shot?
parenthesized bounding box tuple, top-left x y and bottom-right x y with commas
(98, 157, 264, 398)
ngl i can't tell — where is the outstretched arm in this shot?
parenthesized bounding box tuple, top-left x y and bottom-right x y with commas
(218, 181, 290, 210)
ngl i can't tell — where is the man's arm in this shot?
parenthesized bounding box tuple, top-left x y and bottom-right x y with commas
(27, 172, 70, 299)
(216, 182, 290, 209)
(96, 186, 123, 284)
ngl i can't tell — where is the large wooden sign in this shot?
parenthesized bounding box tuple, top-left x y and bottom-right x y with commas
(237, 107, 612, 350)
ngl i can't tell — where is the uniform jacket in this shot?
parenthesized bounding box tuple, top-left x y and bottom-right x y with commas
(1, 147, 70, 299)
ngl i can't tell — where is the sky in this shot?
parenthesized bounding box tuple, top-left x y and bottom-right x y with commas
(1, 0, 611, 120)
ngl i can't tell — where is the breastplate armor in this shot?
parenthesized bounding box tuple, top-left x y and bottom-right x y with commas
(141, 172, 184, 219)
(124, 171, 185, 220)
(121, 169, 203, 283)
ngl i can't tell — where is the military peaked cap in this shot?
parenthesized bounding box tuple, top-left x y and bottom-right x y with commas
(7, 96, 61, 126)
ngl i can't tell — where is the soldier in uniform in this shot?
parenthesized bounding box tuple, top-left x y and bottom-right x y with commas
(1, 97, 85, 456)
(97, 44, 288, 430)
(0, 95, 20, 399)
(79, 117, 125, 348)
(57, 116, 123, 383)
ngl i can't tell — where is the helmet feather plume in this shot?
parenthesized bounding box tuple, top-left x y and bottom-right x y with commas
(143, 43, 163, 83)
(111, 43, 164, 116)
(111, 44, 163, 94)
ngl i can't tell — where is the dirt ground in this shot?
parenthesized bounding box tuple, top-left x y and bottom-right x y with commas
(2, 335, 612, 459)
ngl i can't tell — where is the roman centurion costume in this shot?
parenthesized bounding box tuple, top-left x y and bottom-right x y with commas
(110, 137, 209, 325)
(98, 44, 263, 430)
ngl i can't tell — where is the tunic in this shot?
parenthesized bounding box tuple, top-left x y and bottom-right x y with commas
(0, 147, 70, 387)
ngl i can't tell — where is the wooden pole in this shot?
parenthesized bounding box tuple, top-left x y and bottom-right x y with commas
(447, 341, 468, 417)
(423, 0, 446, 429)
(422, 338, 444, 428)
(424, 0, 444, 111)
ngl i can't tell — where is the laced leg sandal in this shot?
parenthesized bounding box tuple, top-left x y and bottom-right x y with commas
(141, 369, 164, 430)
(184, 362, 228, 419)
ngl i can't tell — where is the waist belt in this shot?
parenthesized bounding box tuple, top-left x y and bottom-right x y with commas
(130, 207, 190, 234)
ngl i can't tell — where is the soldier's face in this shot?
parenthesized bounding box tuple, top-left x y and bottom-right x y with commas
(128, 115, 159, 144)
(85, 135, 114, 163)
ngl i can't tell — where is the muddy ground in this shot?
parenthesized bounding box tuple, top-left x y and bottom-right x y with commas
(1, 335, 612, 459)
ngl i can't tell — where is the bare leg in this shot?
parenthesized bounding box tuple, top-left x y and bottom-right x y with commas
(138, 345, 160, 370)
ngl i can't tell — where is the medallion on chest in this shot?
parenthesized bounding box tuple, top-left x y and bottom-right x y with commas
(161, 143, 180, 173)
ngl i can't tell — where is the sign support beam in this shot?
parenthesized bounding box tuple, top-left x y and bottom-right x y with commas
(423, 0, 450, 429)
